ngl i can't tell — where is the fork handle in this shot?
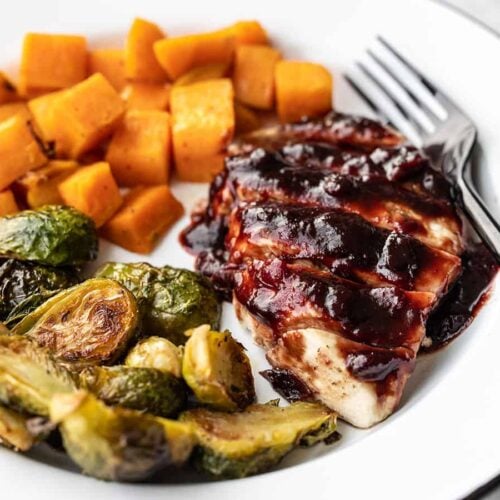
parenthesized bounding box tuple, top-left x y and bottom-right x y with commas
(457, 175, 500, 260)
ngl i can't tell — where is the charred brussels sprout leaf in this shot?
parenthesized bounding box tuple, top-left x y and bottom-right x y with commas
(0, 258, 80, 323)
(95, 262, 221, 345)
(181, 401, 338, 479)
(182, 325, 255, 411)
(12, 279, 138, 370)
(125, 336, 183, 377)
(50, 391, 196, 482)
(0, 205, 98, 267)
(0, 404, 36, 451)
(79, 366, 187, 418)
(0, 335, 76, 416)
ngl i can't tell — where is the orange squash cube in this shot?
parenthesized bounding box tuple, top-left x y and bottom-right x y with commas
(89, 49, 126, 91)
(0, 103, 31, 123)
(106, 110, 171, 186)
(125, 18, 167, 83)
(221, 21, 268, 45)
(0, 114, 47, 191)
(121, 83, 171, 111)
(154, 32, 235, 80)
(0, 190, 19, 216)
(101, 185, 184, 254)
(173, 63, 229, 87)
(58, 162, 122, 227)
(0, 73, 18, 104)
(170, 79, 234, 182)
(233, 45, 281, 110)
(275, 61, 333, 123)
(19, 33, 87, 94)
(234, 102, 261, 134)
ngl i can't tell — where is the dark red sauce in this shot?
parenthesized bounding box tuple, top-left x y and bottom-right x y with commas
(260, 368, 314, 401)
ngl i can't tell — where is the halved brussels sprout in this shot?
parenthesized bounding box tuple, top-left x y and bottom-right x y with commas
(0, 404, 36, 451)
(12, 278, 138, 370)
(0, 206, 98, 267)
(79, 366, 187, 418)
(125, 336, 183, 377)
(181, 401, 338, 478)
(182, 325, 255, 411)
(0, 335, 76, 416)
(95, 262, 221, 345)
(50, 391, 196, 482)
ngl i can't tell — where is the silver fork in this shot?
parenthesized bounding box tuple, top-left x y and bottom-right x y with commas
(345, 36, 500, 259)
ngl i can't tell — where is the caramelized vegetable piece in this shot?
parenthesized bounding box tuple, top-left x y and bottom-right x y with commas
(174, 63, 229, 86)
(181, 401, 338, 478)
(171, 79, 234, 182)
(0, 103, 31, 123)
(0, 205, 97, 266)
(125, 336, 183, 377)
(183, 325, 255, 411)
(80, 365, 187, 417)
(154, 32, 235, 80)
(0, 191, 18, 216)
(50, 73, 125, 158)
(12, 278, 138, 370)
(88, 49, 126, 91)
(58, 162, 122, 228)
(234, 102, 261, 134)
(19, 33, 87, 94)
(0, 114, 47, 190)
(16, 160, 79, 208)
(101, 185, 183, 254)
(0, 335, 76, 417)
(121, 82, 171, 110)
(50, 391, 195, 481)
(275, 61, 333, 123)
(0, 404, 35, 451)
(106, 110, 171, 186)
(234, 45, 281, 110)
(221, 20, 269, 45)
(0, 72, 18, 104)
(125, 18, 167, 83)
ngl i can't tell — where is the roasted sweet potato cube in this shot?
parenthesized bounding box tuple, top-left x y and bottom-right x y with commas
(221, 20, 268, 45)
(171, 79, 234, 182)
(88, 49, 126, 91)
(174, 63, 229, 87)
(275, 61, 333, 123)
(154, 32, 235, 80)
(58, 161, 122, 227)
(50, 74, 125, 158)
(234, 102, 261, 134)
(0, 114, 47, 190)
(19, 33, 87, 94)
(125, 18, 167, 83)
(233, 45, 281, 110)
(106, 110, 171, 186)
(121, 83, 171, 111)
(0, 103, 31, 123)
(0, 190, 19, 216)
(101, 185, 184, 254)
(0, 73, 18, 104)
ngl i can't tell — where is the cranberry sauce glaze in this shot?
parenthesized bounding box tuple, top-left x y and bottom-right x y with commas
(180, 111, 499, 386)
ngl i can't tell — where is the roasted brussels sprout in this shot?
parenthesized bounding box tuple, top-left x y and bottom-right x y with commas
(125, 336, 183, 377)
(79, 366, 187, 418)
(0, 258, 80, 323)
(0, 335, 76, 416)
(95, 262, 221, 345)
(12, 279, 138, 370)
(182, 325, 255, 411)
(50, 391, 196, 482)
(0, 205, 98, 267)
(0, 404, 36, 451)
(181, 401, 338, 479)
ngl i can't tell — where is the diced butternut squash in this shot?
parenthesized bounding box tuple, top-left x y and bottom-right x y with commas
(0, 73, 18, 104)
(221, 20, 268, 45)
(170, 79, 234, 182)
(106, 110, 171, 186)
(101, 185, 184, 254)
(58, 161, 122, 227)
(88, 49, 126, 91)
(275, 61, 333, 123)
(0, 114, 47, 190)
(50, 74, 125, 158)
(19, 33, 87, 94)
(154, 32, 235, 80)
(234, 102, 261, 134)
(0, 190, 19, 216)
(233, 45, 281, 110)
(0, 103, 31, 123)
(125, 18, 167, 83)
(16, 160, 79, 208)
(121, 83, 171, 111)
(174, 63, 229, 87)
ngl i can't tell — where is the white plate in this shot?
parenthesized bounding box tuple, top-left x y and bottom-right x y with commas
(1, 1, 499, 499)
